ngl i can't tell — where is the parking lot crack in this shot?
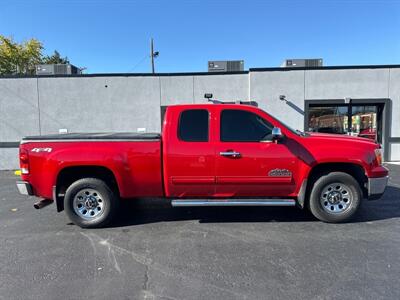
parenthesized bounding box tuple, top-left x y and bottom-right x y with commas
(143, 264, 149, 290)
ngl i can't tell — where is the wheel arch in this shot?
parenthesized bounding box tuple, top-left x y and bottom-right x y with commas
(55, 165, 120, 212)
(300, 162, 368, 208)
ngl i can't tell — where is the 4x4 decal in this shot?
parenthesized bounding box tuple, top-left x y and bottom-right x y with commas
(31, 148, 52, 153)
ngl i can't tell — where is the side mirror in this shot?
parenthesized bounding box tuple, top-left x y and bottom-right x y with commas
(272, 127, 283, 140)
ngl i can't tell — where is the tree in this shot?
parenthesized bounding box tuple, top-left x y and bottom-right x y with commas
(42, 50, 69, 64)
(0, 35, 71, 75)
(0, 35, 43, 75)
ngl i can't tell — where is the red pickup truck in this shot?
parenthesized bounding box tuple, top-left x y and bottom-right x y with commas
(16, 102, 388, 228)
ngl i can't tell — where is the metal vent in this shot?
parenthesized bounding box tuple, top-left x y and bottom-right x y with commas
(227, 61, 241, 72)
(36, 64, 81, 76)
(208, 60, 244, 72)
(305, 59, 321, 67)
(54, 64, 68, 74)
(281, 59, 323, 68)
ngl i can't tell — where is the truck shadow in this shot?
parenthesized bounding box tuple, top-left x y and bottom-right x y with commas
(110, 186, 400, 228)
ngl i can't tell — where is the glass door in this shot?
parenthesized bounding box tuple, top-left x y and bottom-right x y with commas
(351, 105, 383, 142)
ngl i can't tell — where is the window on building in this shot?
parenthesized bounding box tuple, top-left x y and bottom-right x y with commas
(220, 109, 273, 142)
(308, 106, 349, 134)
(307, 103, 383, 142)
(178, 109, 209, 142)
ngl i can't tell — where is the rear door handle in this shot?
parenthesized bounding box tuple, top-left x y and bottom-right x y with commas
(220, 151, 241, 158)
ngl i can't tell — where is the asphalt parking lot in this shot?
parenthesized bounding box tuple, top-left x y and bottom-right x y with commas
(0, 165, 399, 300)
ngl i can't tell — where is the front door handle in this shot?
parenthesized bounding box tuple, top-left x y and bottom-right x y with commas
(220, 151, 241, 158)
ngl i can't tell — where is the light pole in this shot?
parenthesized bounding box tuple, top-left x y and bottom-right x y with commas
(150, 38, 159, 74)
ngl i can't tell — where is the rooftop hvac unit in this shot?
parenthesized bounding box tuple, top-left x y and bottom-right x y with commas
(208, 60, 244, 72)
(36, 64, 80, 76)
(281, 59, 323, 68)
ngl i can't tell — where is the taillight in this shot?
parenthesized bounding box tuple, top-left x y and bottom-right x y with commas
(20, 148, 29, 174)
(374, 148, 383, 166)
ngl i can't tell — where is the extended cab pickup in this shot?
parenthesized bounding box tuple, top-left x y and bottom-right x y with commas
(16, 102, 389, 228)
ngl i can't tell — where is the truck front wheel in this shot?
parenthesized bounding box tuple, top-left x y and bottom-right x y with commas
(64, 178, 119, 228)
(308, 172, 362, 223)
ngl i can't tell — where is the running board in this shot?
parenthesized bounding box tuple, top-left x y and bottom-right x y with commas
(171, 199, 296, 207)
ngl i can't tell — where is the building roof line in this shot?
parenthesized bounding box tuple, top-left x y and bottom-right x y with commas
(250, 64, 400, 72)
(1, 64, 400, 79)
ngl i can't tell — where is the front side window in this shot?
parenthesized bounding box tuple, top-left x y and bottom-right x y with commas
(178, 109, 209, 142)
(221, 109, 273, 142)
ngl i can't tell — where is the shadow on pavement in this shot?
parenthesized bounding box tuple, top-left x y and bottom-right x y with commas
(108, 185, 400, 228)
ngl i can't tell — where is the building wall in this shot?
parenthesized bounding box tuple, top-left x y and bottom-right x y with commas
(193, 74, 249, 103)
(38, 76, 162, 134)
(388, 68, 400, 160)
(1, 67, 399, 170)
(0, 78, 40, 140)
(250, 70, 305, 130)
(389, 68, 400, 137)
(0, 78, 40, 171)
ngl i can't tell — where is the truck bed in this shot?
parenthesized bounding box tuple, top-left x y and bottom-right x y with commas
(21, 132, 161, 142)
(19, 133, 163, 199)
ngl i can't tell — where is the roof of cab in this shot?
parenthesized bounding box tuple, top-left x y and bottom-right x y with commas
(168, 100, 258, 108)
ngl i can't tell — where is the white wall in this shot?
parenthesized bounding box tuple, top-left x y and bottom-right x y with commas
(250, 70, 305, 130)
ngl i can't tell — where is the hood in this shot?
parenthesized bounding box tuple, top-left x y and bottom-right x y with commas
(306, 132, 378, 146)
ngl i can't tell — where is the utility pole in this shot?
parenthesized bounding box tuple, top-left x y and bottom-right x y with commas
(150, 38, 159, 74)
(150, 38, 155, 74)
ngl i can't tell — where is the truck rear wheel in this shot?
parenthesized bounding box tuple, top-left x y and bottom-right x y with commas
(308, 172, 362, 223)
(64, 178, 118, 228)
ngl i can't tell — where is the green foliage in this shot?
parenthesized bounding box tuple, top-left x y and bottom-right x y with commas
(0, 35, 70, 75)
(42, 50, 69, 65)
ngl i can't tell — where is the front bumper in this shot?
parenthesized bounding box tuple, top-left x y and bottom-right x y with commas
(367, 176, 389, 200)
(16, 181, 33, 196)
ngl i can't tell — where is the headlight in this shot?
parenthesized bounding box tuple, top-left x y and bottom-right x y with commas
(374, 148, 383, 165)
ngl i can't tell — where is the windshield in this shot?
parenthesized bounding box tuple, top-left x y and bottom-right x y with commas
(263, 110, 308, 136)
(278, 118, 308, 136)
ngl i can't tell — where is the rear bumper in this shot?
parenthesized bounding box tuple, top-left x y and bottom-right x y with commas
(16, 181, 33, 196)
(367, 176, 389, 200)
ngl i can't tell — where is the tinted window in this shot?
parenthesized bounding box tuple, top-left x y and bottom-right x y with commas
(221, 110, 273, 142)
(178, 109, 209, 142)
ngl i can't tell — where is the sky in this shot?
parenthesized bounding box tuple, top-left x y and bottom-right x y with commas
(1, 0, 400, 74)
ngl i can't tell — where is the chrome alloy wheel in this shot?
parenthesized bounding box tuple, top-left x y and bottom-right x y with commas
(320, 182, 353, 214)
(73, 188, 104, 220)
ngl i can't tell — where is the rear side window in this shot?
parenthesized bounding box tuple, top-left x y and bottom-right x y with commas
(178, 109, 209, 142)
(221, 109, 273, 142)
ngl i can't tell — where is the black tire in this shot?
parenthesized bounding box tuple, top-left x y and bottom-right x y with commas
(308, 172, 362, 223)
(64, 178, 119, 228)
